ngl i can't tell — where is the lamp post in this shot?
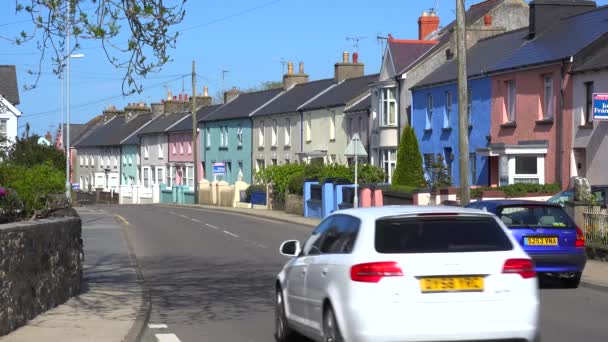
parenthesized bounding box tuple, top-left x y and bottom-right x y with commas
(64, 50, 85, 201)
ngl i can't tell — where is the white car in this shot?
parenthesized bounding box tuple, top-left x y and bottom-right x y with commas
(275, 206, 540, 342)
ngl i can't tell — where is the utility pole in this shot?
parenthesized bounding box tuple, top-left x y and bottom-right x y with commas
(192, 60, 199, 204)
(456, 0, 470, 205)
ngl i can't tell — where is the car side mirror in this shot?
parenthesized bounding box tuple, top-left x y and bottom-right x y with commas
(280, 240, 301, 257)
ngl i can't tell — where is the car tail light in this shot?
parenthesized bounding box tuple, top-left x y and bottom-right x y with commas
(350, 262, 403, 283)
(502, 259, 536, 279)
(575, 226, 585, 248)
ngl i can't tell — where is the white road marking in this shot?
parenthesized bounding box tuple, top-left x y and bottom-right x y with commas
(155, 334, 181, 342)
(191, 218, 201, 223)
(168, 211, 177, 215)
(223, 230, 239, 238)
(205, 223, 219, 230)
(179, 214, 189, 219)
(148, 323, 168, 329)
(257, 244, 268, 249)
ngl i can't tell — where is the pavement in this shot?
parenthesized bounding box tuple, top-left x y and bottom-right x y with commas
(2, 203, 608, 342)
(0, 206, 145, 342)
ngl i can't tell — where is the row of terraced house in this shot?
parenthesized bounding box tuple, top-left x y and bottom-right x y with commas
(58, 0, 608, 204)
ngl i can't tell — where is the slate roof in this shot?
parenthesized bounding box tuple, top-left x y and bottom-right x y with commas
(572, 33, 608, 72)
(168, 105, 223, 132)
(71, 115, 106, 147)
(489, 6, 608, 72)
(77, 113, 152, 147)
(252, 79, 336, 117)
(138, 112, 190, 135)
(201, 88, 283, 122)
(0, 65, 20, 105)
(299, 74, 378, 112)
(61, 124, 86, 147)
(414, 28, 528, 88)
(398, 0, 507, 74)
(388, 40, 437, 74)
(345, 94, 371, 114)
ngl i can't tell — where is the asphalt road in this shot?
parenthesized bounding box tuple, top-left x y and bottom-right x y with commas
(105, 204, 608, 342)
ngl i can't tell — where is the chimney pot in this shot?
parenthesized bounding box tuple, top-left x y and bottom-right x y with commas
(178, 94, 183, 102)
(352, 52, 359, 64)
(287, 62, 294, 75)
(185, 94, 189, 102)
(422, 11, 428, 17)
(342, 51, 349, 63)
(203, 86, 209, 97)
(167, 90, 172, 101)
(173, 96, 177, 101)
(299, 62, 304, 74)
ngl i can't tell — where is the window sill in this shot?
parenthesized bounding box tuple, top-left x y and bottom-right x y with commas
(442, 127, 452, 133)
(535, 118, 554, 125)
(468, 124, 473, 129)
(219, 146, 229, 150)
(424, 128, 432, 133)
(379, 125, 398, 129)
(579, 123, 594, 129)
(500, 122, 517, 129)
(330, 138, 336, 142)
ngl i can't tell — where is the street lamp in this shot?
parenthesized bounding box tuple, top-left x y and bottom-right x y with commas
(344, 133, 368, 209)
(64, 50, 85, 201)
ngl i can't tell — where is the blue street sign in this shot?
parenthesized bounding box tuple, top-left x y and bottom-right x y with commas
(72, 183, 80, 190)
(593, 93, 608, 121)
(213, 163, 226, 175)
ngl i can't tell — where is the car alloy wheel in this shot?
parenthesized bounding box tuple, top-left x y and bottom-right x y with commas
(323, 306, 343, 342)
(275, 289, 293, 342)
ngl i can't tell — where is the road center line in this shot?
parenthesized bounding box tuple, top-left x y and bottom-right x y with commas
(168, 211, 177, 215)
(179, 214, 189, 219)
(191, 218, 201, 223)
(223, 230, 239, 238)
(148, 323, 168, 329)
(155, 334, 182, 342)
(205, 223, 219, 230)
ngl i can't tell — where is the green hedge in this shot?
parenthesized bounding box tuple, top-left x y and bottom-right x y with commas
(471, 183, 561, 199)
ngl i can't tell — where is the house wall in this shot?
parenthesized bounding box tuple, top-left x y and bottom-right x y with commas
(412, 78, 492, 186)
(0, 106, 18, 144)
(168, 131, 203, 181)
(120, 144, 139, 185)
(572, 69, 608, 185)
(140, 134, 168, 187)
(251, 112, 301, 167)
(301, 107, 350, 165)
(490, 64, 573, 187)
(202, 118, 252, 184)
(75, 146, 121, 191)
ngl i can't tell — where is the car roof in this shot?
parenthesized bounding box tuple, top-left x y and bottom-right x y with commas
(472, 199, 562, 208)
(332, 205, 492, 220)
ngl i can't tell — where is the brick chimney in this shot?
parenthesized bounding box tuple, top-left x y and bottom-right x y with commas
(224, 87, 240, 103)
(418, 10, 440, 40)
(102, 105, 124, 121)
(283, 61, 309, 89)
(190, 85, 213, 108)
(334, 52, 364, 82)
(529, 0, 596, 38)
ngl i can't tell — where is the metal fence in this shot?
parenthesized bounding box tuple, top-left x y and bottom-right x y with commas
(583, 207, 608, 250)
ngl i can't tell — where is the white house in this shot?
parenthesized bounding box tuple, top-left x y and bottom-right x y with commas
(0, 65, 21, 146)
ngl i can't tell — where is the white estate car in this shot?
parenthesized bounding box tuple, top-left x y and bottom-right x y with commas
(275, 206, 540, 342)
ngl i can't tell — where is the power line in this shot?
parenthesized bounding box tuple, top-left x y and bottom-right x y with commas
(180, 0, 284, 32)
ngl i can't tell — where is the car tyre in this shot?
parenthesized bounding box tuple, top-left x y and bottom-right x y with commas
(563, 272, 582, 288)
(323, 305, 344, 342)
(275, 289, 295, 342)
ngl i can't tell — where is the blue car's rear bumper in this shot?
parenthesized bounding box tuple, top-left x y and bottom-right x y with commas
(528, 251, 587, 273)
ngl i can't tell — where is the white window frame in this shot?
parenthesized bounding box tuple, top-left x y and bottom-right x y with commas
(272, 119, 278, 147)
(156, 166, 166, 186)
(105, 155, 110, 168)
(329, 112, 336, 141)
(113, 155, 117, 168)
(237, 126, 243, 146)
(381, 149, 397, 183)
(144, 144, 149, 159)
(306, 114, 312, 142)
(142, 167, 150, 188)
(91, 154, 94, 167)
(508, 155, 545, 185)
(426, 94, 433, 129)
(223, 126, 229, 147)
(206, 127, 211, 147)
(186, 165, 194, 189)
(258, 121, 265, 147)
(348, 117, 353, 141)
(237, 161, 244, 181)
(380, 87, 397, 126)
(79, 155, 84, 167)
(444, 91, 452, 128)
(158, 137, 164, 158)
(0, 119, 7, 140)
(284, 119, 291, 146)
(543, 75, 554, 119)
(256, 159, 265, 172)
(507, 80, 516, 123)
(187, 139, 192, 154)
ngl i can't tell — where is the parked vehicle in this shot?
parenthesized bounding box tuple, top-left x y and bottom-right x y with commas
(275, 206, 539, 342)
(466, 200, 586, 288)
(547, 185, 608, 207)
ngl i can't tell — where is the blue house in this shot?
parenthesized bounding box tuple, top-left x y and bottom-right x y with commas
(199, 87, 284, 184)
(411, 29, 527, 186)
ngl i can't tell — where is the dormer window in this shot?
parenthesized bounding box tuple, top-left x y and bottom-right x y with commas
(446, 49, 454, 61)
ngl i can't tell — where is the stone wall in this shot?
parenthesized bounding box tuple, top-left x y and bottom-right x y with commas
(285, 194, 304, 216)
(0, 217, 82, 336)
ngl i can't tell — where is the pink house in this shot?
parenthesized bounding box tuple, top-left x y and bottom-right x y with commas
(166, 113, 203, 189)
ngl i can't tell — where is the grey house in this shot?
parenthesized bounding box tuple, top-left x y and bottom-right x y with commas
(75, 111, 152, 192)
(251, 63, 336, 167)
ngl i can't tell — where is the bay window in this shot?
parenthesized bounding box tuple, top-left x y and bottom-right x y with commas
(381, 87, 397, 126)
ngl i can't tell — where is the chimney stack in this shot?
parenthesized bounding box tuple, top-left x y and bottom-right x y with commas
(224, 87, 240, 103)
(418, 9, 440, 40)
(283, 61, 309, 89)
(191, 85, 213, 108)
(529, 0, 596, 38)
(334, 52, 364, 82)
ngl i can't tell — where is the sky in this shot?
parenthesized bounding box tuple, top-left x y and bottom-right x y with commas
(1, 0, 607, 137)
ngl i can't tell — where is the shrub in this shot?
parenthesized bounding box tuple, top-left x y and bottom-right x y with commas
(255, 163, 306, 202)
(288, 172, 305, 196)
(470, 183, 561, 199)
(426, 153, 452, 190)
(352, 163, 385, 184)
(0, 187, 25, 223)
(4, 135, 66, 171)
(392, 127, 426, 188)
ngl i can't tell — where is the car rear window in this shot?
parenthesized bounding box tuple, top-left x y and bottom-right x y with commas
(497, 205, 575, 228)
(375, 216, 513, 254)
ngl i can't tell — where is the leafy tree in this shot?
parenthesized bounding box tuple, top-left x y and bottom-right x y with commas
(8, 1, 187, 95)
(4, 135, 66, 171)
(392, 127, 426, 188)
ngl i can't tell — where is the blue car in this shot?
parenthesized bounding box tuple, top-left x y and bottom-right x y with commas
(465, 200, 586, 288)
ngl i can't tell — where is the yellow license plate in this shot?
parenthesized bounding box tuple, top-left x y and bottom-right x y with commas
(525, 236, 558, 246)
(420, 276, 484, 293)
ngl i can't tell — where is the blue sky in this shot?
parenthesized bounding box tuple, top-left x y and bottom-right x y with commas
(1, 0, 607, 136)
